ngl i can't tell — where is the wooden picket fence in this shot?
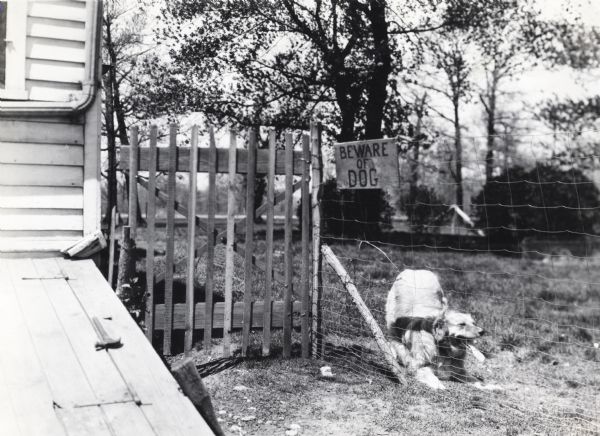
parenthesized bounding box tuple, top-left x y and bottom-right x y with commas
(120, 123, 322, 358)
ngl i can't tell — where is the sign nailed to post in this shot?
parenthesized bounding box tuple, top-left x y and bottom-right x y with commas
(334, 138, 399, 189)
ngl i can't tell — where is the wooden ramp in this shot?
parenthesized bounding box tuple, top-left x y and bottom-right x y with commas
(0, 257, 214, 436)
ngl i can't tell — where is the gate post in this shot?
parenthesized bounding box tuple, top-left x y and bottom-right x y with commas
(311, 121, 324, 358)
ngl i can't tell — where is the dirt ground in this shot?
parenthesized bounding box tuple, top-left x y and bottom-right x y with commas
(168, 339, 600, 436)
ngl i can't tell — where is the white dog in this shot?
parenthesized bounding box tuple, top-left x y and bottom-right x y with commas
(385, 269, 484, 389)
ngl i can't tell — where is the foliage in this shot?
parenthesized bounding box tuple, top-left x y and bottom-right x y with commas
(401, 186, 448, 233)
(472, 164, 600, 242)
(319, 178, 393, 239)
(135, 0, 507, 141)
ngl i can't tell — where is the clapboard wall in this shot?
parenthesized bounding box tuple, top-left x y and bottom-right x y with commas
(0, 0, 100, 254)
(26, 0, 88, 102)
(0, 117, 86, 252)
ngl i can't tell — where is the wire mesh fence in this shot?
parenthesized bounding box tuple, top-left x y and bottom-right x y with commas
(314, 131, 600, 434)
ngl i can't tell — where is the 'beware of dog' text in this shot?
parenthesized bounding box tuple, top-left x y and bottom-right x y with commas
(334, 138, 399, 189)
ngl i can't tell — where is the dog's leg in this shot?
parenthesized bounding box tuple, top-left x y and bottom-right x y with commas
(389, 340, 411, 367)
(415, 367, 445, 390)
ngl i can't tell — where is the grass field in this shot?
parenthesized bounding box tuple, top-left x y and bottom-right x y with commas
(121, 226, 600, 435)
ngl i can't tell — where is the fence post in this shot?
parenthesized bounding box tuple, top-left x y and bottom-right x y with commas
(311, 121, 324, 358)
(301, 134, 311, 358)
(145, 125, 158, 343)
(128, 126, 139, 237)
(242, 129, 257, 356)
(185, 125, 199, 354)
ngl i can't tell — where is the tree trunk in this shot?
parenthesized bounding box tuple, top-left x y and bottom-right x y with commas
(409, 93, 427, 205)
(103, 17, 118, 233)
(453, 99, 463, 209)
(364, 0, 391, 140)
(333, 74, 357, 142)
(484, 75, 497, 183)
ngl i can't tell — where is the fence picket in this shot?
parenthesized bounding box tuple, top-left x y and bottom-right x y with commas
(185, 126, 199, 353)
(301, 134, 311, 358)
(223, 131, 237, 358)
(123, 125, 316, 358)
(242, 130, 257, 356)
(163, 124, 178, 355)
(263, 129, 276, 356)
(145, 126, 158, 343)
(283, 132, 294, 358)
(204, 126, 217, 350)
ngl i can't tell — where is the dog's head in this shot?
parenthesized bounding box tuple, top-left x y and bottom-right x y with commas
(443, 309, 485, 340)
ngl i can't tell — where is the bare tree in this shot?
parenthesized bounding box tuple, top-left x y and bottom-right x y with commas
(102, 0, 150, 231)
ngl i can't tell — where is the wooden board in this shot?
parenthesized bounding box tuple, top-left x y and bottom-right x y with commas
(31, 258, 133, 405)
(0, 235, 81, 253)
(121, 146, 305, 175)
(0, 163, 83, 186)
(27, 79, 83, 102)
(0, 208, 83, 231)
(0, 186, 83, 209)
(0, 142, 83, 166)
(7, 259, 94, 406)
(0, 259, 68, 436)
(27, 37, 86, 64)
(154, 300, 303, 330)
(28, 2, 88, 23)
(0, 119, 84, 144)
(58, 259, 214, 436)
(27, 17, 87, 42)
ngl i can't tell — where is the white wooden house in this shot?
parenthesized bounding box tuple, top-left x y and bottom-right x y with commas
(0, 0, 102, 254)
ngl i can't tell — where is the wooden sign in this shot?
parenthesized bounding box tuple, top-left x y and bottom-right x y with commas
(334, 138, 399, 189)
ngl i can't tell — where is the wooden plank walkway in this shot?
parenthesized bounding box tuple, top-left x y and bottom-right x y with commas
(0, 257, 214, 436)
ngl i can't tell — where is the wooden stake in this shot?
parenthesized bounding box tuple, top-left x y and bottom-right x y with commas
(321, 244, 405, 384)
(171, 358, 225, 436)
(116, 226, 134, 299)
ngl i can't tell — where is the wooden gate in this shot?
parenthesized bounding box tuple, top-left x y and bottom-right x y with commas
(120, 124, 321, 358)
